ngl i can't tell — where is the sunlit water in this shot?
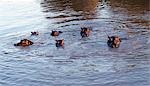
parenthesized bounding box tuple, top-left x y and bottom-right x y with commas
(0, 0, 150, 86)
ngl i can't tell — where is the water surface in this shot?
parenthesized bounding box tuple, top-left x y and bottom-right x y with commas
(0, 0, 150, 86)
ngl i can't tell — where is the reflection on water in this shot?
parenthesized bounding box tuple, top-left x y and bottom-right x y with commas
(41, 0, 99, 12)
(70, 0, 99, 12)
(109, 0, 149, 12)
(109, 0, 150, 29)
(0, 0, 150, 86)
(41, 0, 100, 21)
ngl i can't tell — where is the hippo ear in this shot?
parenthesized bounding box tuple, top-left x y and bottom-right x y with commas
(14, 44, 17, 46)
(119, 39, 122, 42)
(29, 40, 33, 43)
(14, 43, 20, 46)
(59, 31, 63, 33)
(31, 41, 33, 44)
(109, 37, 113, 41)
(21, 40, 24, 42)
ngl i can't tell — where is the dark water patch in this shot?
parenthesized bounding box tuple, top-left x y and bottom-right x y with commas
(58, 23, 79, 28)
(45, 15, 70, 19)
(54, 60, 73, 63)
(54, 18, 84, 24)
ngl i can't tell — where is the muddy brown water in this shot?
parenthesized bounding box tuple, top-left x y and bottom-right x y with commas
(0, 0, 150, 86)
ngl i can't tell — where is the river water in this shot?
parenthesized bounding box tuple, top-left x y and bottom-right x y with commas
(0, 0, 150, 86)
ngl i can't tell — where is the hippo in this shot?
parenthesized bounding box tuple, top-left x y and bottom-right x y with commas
(51, 30, 63, 36)
(14, 39, 33, 47)
(31, 31, 39, 36)
(55, 39, 64, 48)
(80, 27, 92, 38)
(107, 36, 121, 48)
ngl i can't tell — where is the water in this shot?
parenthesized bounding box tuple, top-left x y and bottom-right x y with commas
(0, 0, 150, 86)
